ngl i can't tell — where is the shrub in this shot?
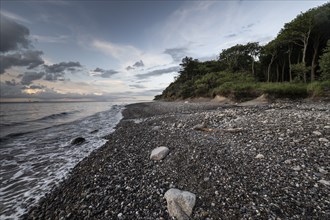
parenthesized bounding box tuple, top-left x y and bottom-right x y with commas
(260, 83, 308, 99)
(307, 80, 330, 97)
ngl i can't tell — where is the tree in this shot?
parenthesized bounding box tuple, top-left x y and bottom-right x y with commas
(319, 40, 330, 80)
(218, 42, 260, 73)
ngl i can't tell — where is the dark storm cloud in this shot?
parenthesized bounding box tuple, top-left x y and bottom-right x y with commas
(0, 50, 44, 74)
(44, 61, 82, 73)
(43, 61, 82, 81)
(92, 67, 118, 78)
(136, 66, 179, 79)
(133, 60, 144, 68)
(164, 47, 188, 62)
(21, 71, 45, 85)
(5, 79, 17, 86)
(29, 84, 46, 89)
(0, 13, 30, 52)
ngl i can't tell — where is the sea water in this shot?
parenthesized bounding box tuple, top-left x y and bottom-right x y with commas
(0, 101, 129, 219)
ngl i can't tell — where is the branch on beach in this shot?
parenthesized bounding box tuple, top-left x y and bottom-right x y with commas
(194, 127, 243, 133)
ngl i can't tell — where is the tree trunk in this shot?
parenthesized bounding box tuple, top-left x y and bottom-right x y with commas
(311, 35, 320, 81)
(267, 52, 277, 82)
(251, 60, 255, 76)
(276, 64, 280, 82)
(302, 29, 311, 83)
(282, 60, 285, 82)
(288, 46, 292, 82)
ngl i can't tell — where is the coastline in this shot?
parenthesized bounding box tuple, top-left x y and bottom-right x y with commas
(24, 100, 330, 219)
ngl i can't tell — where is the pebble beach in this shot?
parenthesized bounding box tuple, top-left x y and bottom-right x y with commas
(24, 100, 330, 219)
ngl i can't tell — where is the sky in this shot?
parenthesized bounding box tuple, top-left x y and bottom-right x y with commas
(0, 0, 328, 102)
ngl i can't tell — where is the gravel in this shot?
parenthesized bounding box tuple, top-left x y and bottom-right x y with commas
(24, 100, 330, 219)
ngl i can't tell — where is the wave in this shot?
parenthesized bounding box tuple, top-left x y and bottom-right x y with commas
(37, 110, 80, 121)
(1, 110, 80, 128)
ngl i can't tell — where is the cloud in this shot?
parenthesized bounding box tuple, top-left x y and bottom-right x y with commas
(44, 61, 82, 73)
(21, 71, 45, 85)
(0, 10, 30, 24)
(0, 50, 44, 74)
(5, 79, 17, 86)
(225, 34, 237, 38)
(29, 84, 46, 89)
(126, 60, 144, 70)
(129, 84, 146, 89)
(92, 39, 141, 61)
(133, 60, 144, 68)
(164, 47, 188, 62)
(32, 34, 69, 43)
(0, 13, 31, 52)
(91, 67, 118, 78)
(136, 66, 179, 79)
(43, 61, 82, 81)
(126, 66, 134, 71)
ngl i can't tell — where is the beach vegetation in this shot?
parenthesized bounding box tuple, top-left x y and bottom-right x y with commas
(155, 3, 330, 101)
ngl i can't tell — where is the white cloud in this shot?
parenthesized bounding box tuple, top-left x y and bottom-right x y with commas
(92, 39, 141, 61)
(91, 39, 172, 72)
(32, 34, 69, 43)
(0, 10, 31, 23)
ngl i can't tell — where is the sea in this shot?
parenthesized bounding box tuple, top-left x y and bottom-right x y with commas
(0, 101, 134, 219)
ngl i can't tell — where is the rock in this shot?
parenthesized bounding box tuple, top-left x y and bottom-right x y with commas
(319, 138, 329, 142)
(193, 122, 206, 130)
(318, 167, 328, 174)
(90, 129, 99, 134)
(292, 166, 301, 171)
(318, 179, 330, 186)
(312, 131, 322, 136)
(177, 123, 183, 128)
(150, 147, 170, 160)
(71, 137, 86, 145)
(152, 126, 161, 131)
(255, 154, 265, 159)
(164, 188, 196, 220)
(117, 213, 124, 219)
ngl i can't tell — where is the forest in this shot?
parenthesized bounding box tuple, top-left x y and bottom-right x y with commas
(155, 3, 330, 101)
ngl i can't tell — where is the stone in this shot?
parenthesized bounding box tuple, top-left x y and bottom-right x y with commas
(312, 131, 322, 136)
(292, 166, 301, 171)
(177, 123, 183, 128)
(150, 147, 170, 160)
(193, 122, 206, 130)
(164, 188, 196, 220)
(319, 138, 329, 142)
(71, 137, 86, 145)
(255, 154, 265, 159)
(318, 167, 328, 174)
(318, 179, 330, 186)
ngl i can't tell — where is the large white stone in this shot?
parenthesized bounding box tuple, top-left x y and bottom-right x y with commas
(164, 188, 196, 220)
(150, 147, 169, 160)
(255, 153, 265, 159)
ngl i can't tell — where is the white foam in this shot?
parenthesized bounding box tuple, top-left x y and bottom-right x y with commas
(0, 103, 125, 219)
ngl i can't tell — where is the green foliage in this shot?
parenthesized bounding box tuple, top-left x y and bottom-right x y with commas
(155, 3, 330, 101)
(319, 40, 330, 80)
(218, 42, 261, 72)
(259, 83, 308, 99)
(307, 80, 330, 97)
(291, 63, 311, 82)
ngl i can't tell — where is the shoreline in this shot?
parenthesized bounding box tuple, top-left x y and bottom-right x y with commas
(24, 100, 330, 219)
